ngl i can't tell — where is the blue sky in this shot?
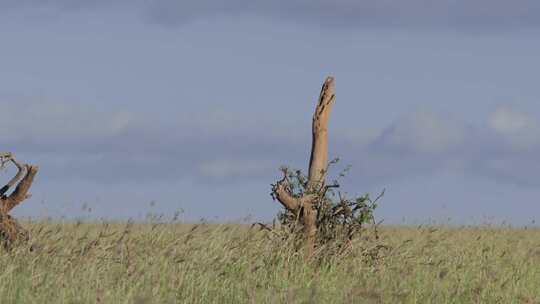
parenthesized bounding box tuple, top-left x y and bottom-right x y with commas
(2, 1, 540, 224)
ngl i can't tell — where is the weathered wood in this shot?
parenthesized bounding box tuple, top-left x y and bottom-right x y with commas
(0, 153, 38, 248)
(1, 164, 38, 213)
(308, 77, 335, 193)
(273, 76, 336, 254)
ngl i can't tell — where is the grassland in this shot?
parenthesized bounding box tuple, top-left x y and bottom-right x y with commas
(0, 221, 539, 303)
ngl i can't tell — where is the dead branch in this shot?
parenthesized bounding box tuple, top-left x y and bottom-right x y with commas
(0, 157, 25, 197)
(0, 152, 38, 248)
(272, 76, 336, 254)
(308, 77, 335, 193)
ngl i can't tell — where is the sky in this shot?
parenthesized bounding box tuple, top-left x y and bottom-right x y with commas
(1, 1, 540, 224)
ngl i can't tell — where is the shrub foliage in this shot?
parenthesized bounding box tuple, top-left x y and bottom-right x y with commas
(269, 159, 383, 250)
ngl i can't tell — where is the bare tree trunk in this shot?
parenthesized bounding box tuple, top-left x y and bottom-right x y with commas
(273, 76, 336, 254)
(0, 154, 38, 248)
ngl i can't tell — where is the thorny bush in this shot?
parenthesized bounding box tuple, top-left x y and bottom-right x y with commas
(266, 158, 385, 256)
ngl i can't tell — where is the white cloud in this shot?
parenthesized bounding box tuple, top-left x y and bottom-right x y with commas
(489, 106, 535, 133)
(376, 111, 465, 154)
(0, 100, 136, 143)
(488, 106, 540, 149)
(3, 98, 540, 188)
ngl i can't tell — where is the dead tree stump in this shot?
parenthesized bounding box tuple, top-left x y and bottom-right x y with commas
(272, 76, 336, 254)
(0, 153, 38, 248)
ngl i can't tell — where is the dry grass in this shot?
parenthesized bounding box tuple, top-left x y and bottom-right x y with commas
(0, 221, 539, 303)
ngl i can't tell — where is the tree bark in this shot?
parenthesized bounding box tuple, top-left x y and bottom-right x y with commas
(308, 77, 335, 193)
(273, 76, 336, 254)
(0, 154, 38, 248)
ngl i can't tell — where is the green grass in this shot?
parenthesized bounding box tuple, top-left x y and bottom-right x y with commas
(0, 221, 539, 303)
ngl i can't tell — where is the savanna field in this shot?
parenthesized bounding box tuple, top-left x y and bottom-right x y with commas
(0, 221, 539, 303)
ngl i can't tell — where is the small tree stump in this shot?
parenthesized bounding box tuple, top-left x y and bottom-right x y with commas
(0, 154, 38, 249)
(272, 77, 335, 255)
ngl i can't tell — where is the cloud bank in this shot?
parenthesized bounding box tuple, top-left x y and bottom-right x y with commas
(2, 0, 540, 30)
(2, 98, 539, 188)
